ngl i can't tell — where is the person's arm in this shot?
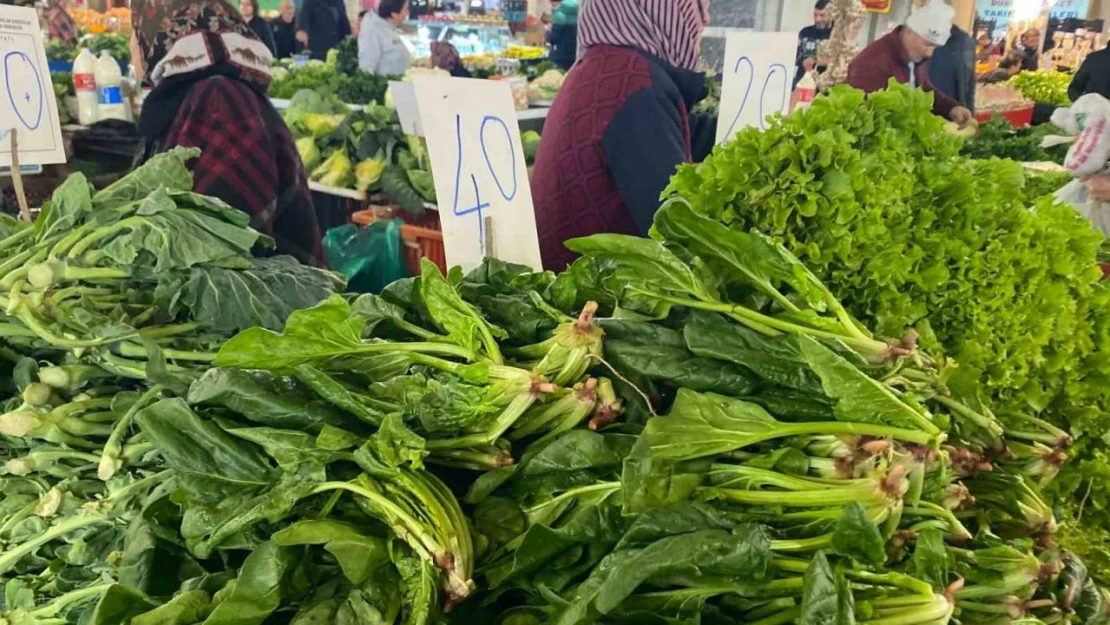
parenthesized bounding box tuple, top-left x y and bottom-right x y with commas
(1069, 55, 1091, 101)
(846, 51, 891, 94)
(601, 88, 689, 234)
(295, 0, 314, 46)
(919, 65, 960, 117)
(358, 16, 382, 72)
(339, 4, 352, 39)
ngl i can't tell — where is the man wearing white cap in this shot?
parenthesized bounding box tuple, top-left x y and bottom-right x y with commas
(847, 0, 973, 126)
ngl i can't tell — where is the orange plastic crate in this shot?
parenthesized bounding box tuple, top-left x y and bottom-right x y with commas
(351, 208, 446, 276)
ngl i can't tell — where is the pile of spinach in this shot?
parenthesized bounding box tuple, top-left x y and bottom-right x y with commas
(2, 176, 1106, 625)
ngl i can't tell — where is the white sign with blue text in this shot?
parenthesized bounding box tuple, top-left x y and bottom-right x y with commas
(716, 31, 799, 145)
(412, 76, 541, 273)
(0, 5, 65, 166)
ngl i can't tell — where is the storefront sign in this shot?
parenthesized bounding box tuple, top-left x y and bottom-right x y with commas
(412, 76, 542, 272)
(976, 0, 1090, 35)
(0, 5, 66, 167)
(716, 31, 799, 145)
(862, 0, 893, 14)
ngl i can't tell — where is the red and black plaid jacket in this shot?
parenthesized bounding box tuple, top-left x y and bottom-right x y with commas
(164, 76, 323, 265)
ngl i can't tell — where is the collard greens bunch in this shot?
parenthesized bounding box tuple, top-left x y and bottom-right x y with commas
(664, 82, 1110, 548)
(2, 161, 1108, 625)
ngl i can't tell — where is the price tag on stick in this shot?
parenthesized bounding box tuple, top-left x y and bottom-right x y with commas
(413, 76, 542, 273)
(716, 31, 799, 145)
(0, 5, 66, 167)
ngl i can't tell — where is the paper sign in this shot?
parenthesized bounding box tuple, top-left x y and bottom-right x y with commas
(0, 5, 66, 166)
(412, 76, 542, 272)
(716, 31, 799, 145)
(388, 81, 423, 136)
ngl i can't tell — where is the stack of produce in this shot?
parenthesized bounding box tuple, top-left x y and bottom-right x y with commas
(284, 90, 436, 210)
(667, 82, 1110, 581)
(269, 37, 394, 106)
(1007, 70, 1072, 107)
(960, 115, 1069, 165)
(3, 139, 1108, 623)
(526, 68, 565, 103)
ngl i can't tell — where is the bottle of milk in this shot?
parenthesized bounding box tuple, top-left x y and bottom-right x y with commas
(94, 51, 130, 122)
(72, 48, 98, 125)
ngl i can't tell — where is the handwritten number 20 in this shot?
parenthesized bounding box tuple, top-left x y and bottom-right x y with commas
(452, 114, 517, 253)
(723, 56, 789, 141)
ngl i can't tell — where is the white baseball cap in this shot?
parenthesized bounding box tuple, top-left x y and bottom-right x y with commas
(905, 0, 955, 46)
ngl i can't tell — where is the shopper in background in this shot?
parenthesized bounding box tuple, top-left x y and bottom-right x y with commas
(296, 0, 351, 60)
(999, 28, 1041, 73)
(795, 0, 832, 87)
(531, 0, 710, 271)
(929, 24, 976, 111)
(271, 0, 299, 58)
(847, 0, 972, 125)
(130, 0, 322, 265)
(358, 0, 412, 75)
(430, 41, 471, 77)
(45, 0, 78, 44)
(547, 0, 578, 70)
(240, 0, 277, 56)
(1069, 45, 1110, 100)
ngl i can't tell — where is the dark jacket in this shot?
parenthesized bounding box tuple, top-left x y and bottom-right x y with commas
(271, 16, 299, 59)
(795, 24, 831, 86)
(928, 25, 976, 111)
(247, 15, 277, 57)
(847, 26, 960, 118)
(296, 0, 351, 60)
(531, 45, 706, 271)
(1069, 47, 1110, 101)
(549, 23, 578, 70)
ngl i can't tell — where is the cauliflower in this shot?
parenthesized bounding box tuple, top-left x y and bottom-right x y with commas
(311, 150, 354, 189)
(355, 158, 386, 192)
(527, 69, 565, 102)
(296, 137, 320, 170)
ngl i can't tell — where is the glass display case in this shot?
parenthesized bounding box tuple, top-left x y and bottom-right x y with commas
(398, 19, 515, 59)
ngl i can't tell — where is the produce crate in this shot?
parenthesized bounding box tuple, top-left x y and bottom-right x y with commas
(351, 207, 445, 275)
(975, 106, 1034, 128)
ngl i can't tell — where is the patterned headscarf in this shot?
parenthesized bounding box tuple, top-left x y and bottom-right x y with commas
(579, 0, 711, 71)
(130, 0, 272, 87)
(430, 41, 461, 72)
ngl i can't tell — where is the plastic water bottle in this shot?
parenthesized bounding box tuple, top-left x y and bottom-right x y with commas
(94, 51, 130, 122)
(72, 48, 98, 125)
(793, 70, 817, 113)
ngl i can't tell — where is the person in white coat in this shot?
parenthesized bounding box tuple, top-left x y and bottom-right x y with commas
(359, 0, 412, 76)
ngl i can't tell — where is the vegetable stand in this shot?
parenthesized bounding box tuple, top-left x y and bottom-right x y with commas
(5, 81, 1110, 625)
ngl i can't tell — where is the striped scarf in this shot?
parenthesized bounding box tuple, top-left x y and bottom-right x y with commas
(578, 0, 711, 71)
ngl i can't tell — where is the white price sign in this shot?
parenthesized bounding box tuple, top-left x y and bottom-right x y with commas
(716, 31, 799, 145)
(0, 5, 65, 166)
(413, 77, 542, 272)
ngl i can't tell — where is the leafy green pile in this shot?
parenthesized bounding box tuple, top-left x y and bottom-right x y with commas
(285, 89, 436, 210)
(269, 38, 394, 106)
(4, 185, 1106, 624)
(665, 82, 1110, 570)
(1007, 70, 1072, 107)
(961, 115, 1070, 164)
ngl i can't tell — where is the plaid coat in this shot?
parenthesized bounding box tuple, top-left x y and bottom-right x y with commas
(161, 76, 323, 265)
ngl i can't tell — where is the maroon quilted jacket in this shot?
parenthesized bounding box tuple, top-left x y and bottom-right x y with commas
(530, 44, 707, 271)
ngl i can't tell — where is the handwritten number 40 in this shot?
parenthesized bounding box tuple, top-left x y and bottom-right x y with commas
(452, 114, 518, 254)
(723, 56, 789, 142)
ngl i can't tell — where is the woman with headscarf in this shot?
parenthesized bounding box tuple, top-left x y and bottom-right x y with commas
(130, 0, 323, 265)
(530, 0, 710, 270)
(547, 0, 578, 70)
(430, 41, 470, 77)
(45, 0, 78, 44)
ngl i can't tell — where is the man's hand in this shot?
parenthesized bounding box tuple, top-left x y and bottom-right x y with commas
(1083, 174, 1110, 202)
(949, 106, 973, 127)
(802, 57, 816, 71)
(296, 30, 308, 44)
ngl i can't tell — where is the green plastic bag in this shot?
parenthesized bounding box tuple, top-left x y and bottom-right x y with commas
(322, 220, 406, 294)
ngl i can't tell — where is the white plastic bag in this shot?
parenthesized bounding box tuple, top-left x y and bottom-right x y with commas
(1055, 179, 1110, 236)
(1050, 94, 1110, 177)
